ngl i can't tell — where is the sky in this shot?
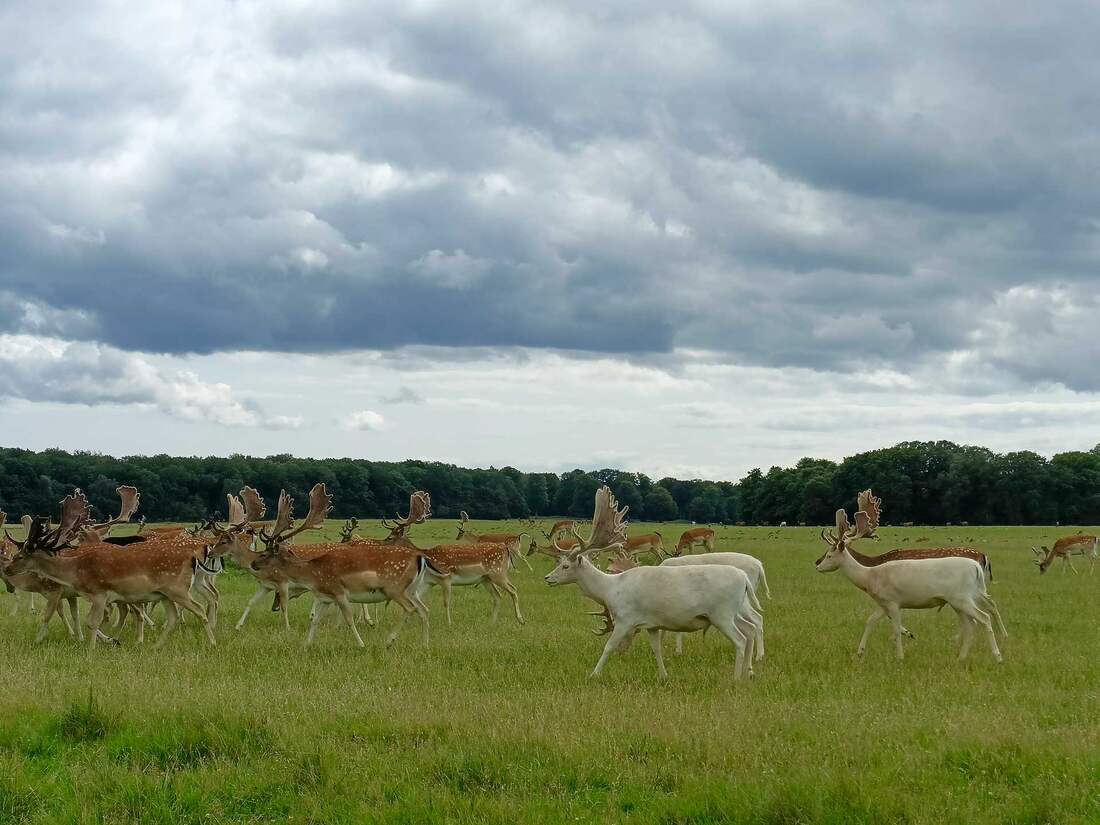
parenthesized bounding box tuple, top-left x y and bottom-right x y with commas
(2, 1, 1099, 481)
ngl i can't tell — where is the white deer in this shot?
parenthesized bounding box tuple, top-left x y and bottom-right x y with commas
(815, 490, 1006, 662)
(656, 552, 769, 656)
(544, 486, 761, 680)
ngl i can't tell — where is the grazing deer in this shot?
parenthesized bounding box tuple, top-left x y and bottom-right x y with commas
(622, 531, 666, 561)
(675, 527, 715, 556)
(1032, 535, 1099, 574)
(250, 484, 443, 647)
(6, 492, 236, 649)
(545, 487, 761, 680)
(815, 490, 1006, 662)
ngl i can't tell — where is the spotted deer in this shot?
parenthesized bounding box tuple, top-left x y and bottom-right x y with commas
(456, 511, 534, 571)
(249, 484, 444, 647)
(5, 492, 242, 649)
(1032, 535, 1099, 574)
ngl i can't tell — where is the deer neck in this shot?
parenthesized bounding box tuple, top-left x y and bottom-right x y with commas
(26, 553, 81, 589)
(574, 557, 615, 607)
(836, 548, 875, 592)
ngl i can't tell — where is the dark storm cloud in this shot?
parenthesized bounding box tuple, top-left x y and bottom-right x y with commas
(2, 1, 1100, 388)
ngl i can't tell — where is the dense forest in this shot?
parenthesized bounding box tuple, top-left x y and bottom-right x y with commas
(1, 441, 1099, 526)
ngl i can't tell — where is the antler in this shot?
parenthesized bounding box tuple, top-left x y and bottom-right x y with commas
(340, 517, 359, 543)
(383, 491, 432, 540)
(240, 487, 267, 522)
(226, 494, 247, 528)
(278, 483, 333, 543)
(852, 489, 881, 539)
(555, 486, 629, 557)
(93, 485, 140, 532)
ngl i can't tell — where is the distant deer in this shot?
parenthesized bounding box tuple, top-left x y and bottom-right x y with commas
(675, 527, 715, 555)
(1032, 535, 1099, 574)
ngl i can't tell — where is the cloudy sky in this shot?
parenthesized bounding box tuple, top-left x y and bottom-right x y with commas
(2, 1, 1099, 480)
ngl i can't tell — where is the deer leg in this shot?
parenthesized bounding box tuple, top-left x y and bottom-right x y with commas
(305, 600, 331, 646)
(1068, 555, 1079, 574)
(675, 632, 684, 655)
(494, 575, 524, 625)
(884, 604, 907, 659)
(734, 613, 757, 677)
(359, 604, 374, 627)
(589, 623, 634, 678)
(384, 597, 417, 648)
(278, 583, 292, 630)
(712, 617, 749, 680)
(959, 602, 1000, 662)
(982, 594, 1008, 638)
(65, 596, 82, 641)
(236, 584, 270, 630)
(485, 580, 502, 622)
(954, 608, 976, 659)
(646, 629, 669, 680)
(742, 603, 765, 660)
(856, 606, 887, 657)
(85, 595, 109, 650)
(154, 601, 181, 649)
(334, 595, 366, 648)
(34, 590, 64, 643)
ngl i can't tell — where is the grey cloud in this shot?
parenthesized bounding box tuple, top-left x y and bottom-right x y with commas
(380, 386, 425, 405)
(2, 2, 1099, 389)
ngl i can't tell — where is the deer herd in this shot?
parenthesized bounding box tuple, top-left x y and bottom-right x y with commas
(1, 481, 1095, 679)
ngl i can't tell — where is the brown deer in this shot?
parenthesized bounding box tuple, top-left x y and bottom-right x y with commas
(6, 491, 243, 649)
(456, 511, 534, 571)
(419, 541, 525, 625)
(675, 527, 715, 555)
(1, 511, 82, 642)
(1033, 535, 1099, 574)
(249, 484, 443, 647)
(622, 531, 665, 561)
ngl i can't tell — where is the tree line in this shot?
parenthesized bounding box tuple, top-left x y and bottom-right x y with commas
(0, 440, 1098, 526)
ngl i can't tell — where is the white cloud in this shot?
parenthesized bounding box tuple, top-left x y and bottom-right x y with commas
(0, 334, 299, 430)
(339, 409, 385, 431)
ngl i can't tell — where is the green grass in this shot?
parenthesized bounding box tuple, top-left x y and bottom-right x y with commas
(2, 521, 1099, 824)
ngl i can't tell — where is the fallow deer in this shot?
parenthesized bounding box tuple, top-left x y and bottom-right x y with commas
(418, 541, 525, 625)
(675, 527, 715, 555)
(7, 491, 242, 649)
(622, 531, 666, 561)
(249, 484, 443, 647)
(1032, 535, 1099, 574)
(545, 487, 761, 680)
(815, 490, 1006, 662)
(1, 511, 81, 642)
(456, 511, 534, 571)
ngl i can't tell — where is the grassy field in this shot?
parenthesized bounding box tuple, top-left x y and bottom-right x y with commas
(2, 520, 1099, 824)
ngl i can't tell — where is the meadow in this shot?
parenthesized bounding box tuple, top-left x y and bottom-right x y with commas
(1, 520, 1099, 824)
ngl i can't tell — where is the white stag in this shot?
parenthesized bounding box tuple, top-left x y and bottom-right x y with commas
(545, 486, 761, 680)
(815, 490, 1006, 662)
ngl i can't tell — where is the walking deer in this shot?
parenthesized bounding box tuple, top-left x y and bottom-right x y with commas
(815, 490, 1006, 662)
(249, 484, 443, 647)
(545, 487, 761, 680)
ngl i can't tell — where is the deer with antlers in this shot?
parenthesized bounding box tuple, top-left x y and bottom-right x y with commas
(545, 487, 761, 680)
(249, 484, 443, 647)
(6, 491, 248, 649)
(1, 511, 84, 642)
(455, 511, 535, 571)
(1032, 535, 1099, 574)
(675, 527, 715, 556)
(815, 490, 1006, 662)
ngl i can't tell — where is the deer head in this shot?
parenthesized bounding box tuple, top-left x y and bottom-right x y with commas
(5, 492, 91, 574)
(815, 489, 881, 572)
(256, 483, 333, 555)
(544, 486, 628, 586)
(382, 492, 431, 543)
(340, 518, 360, 543)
